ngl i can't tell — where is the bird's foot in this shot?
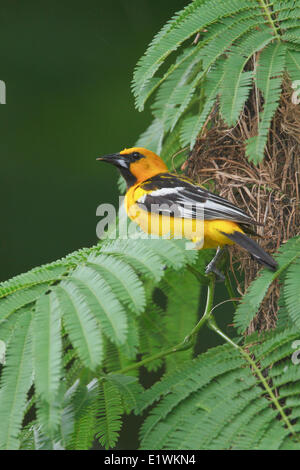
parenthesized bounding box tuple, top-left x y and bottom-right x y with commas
(205, 246, 226, 282)
(205, 263, 225, 282)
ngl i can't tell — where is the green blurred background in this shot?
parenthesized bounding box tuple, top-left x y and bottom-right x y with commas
(0, 0, 188, 281)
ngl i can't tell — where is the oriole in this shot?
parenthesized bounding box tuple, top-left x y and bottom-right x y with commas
(97, 147, 277, 273)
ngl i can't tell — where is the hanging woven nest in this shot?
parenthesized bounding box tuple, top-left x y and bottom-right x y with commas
(184, 79, 300, 333)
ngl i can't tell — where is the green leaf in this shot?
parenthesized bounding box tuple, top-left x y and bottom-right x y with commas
(0, 312, 33, 450)
(0, 283, 52, 324)
(138, 329, 300, 450)
(246, 42, 286, 164)
(69, 265, 128, 346)
(86, 253, 146, 314)
(234, 237, 300, 334)
(54, 284, 103, 370)
(96, 381, 123, 449)
(180, 60, 224, 148)
(286, 49, 300, 83)
(0, 264, 67, 299)
(135, 118, 164, 155)
(152, 45, 203, 133)
(68, 381, 98, 450)
(133, 0, 259, 110)
(220, 28, 274, 126)
(101, 239, 165, 281)
(284, 256, 300, 328)
(106, 374, 144, 413)
(33, 293, 63, 436)
(33, 293, 62, 402)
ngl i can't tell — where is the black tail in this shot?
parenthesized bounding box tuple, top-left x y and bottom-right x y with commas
(220, 231, 278, 271)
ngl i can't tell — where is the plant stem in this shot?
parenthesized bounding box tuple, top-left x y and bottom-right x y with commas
(257, 0, 280, 40)
(113, 274, 216, 376)
(208, 317, 297, 438)
(184, 273, 215, 343)
(112, 347, 175, 375)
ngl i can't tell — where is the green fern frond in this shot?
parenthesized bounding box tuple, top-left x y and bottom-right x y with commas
(135, 118, 164, 155)
(26, 426, 55, 450)
(234, 236, 300, 334)
(200, 12, 266, 71)
(86, 253, 146, 314)
(0, 264, 67, 299)
(180, 60, 223, 148)
(101, 239, 165, 281)
(138, 345, 245, 448)
(69, 266, 128, 346)
(246, 41, 286, 163)
(19, 424, 35, 450)
(68, 381, 98, 450)
(59, 400, 75, 449)
(53, 284, 103, 370)
(150, 10, 269, 145)
(71, 405, 96, 450)
(0, 312, 33, 450)
(101, 238, 197, 280)
(106, 374, 144, 414)
(277, 284, 296, 329)
(133, 0, 259, 110)
(219, 28, 274, 126)
(135, 345, 241, 415)
(132, 0, 207, 110)
(104, 337, 138, 376)
(35, 386, 64, 440)
(138, 328, 300, 450)
(33, 293, 62, 403)
(0, 307, 26, 346)
(33, 293, 63, 437)
(283, 31, 300, 47)
(286, 49, 300, 82)
(96, 381, 123, 449)
(273, 1, 300, 24)
(133, 0, 300, 163)
(160, 123, 186, 170)
(283, 257, 300, 328)
(152, 46, 203, 133)
(119, 312, 139, 360)
(0, 283, 52, 324)
(65, 356, 83, 388)
(144, 238, 198, 270)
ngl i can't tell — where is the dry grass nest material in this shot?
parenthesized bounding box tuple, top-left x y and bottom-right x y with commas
(184, 80, 300, 333)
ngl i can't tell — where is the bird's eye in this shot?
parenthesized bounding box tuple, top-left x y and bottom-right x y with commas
(132, 152, 140, 158)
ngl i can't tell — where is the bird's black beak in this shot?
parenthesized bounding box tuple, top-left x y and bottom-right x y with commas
(96, 153, 128, 168)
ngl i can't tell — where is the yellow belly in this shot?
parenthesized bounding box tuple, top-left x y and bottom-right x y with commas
(125, 202, 244, 249)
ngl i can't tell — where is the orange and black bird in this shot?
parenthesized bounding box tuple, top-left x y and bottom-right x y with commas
(97, 147, 278, 275)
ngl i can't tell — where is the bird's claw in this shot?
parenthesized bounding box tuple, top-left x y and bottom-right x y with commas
(205, 264, 225, 282)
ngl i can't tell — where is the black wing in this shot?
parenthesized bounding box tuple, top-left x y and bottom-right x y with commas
(136, 173, 259, 226)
